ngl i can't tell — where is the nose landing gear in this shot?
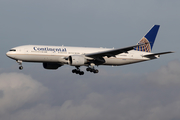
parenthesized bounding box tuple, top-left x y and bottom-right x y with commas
(17, 60, 23, 70)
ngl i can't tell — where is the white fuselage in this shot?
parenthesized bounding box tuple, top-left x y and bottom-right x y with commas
(6, 45, 156, 66)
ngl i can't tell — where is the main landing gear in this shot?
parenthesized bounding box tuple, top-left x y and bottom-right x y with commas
(72, 64, 99, 75)
(86, 63, 99, 74)
(72, 66, 84, 75)
(17, 60, 23, 70)
(86, 67, 99, 73)
(72, 67, 99, 75)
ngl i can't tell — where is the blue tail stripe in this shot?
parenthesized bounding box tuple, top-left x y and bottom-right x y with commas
(144, 25, 160, 50)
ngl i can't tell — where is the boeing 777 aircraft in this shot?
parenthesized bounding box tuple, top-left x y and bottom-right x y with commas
(6, 25, 173, 75)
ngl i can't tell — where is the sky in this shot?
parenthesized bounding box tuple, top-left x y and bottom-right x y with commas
(0, 0, 180, 120)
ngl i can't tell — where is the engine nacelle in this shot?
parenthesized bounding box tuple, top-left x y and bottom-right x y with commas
(43, 62, 62, 70)
(69, 55, 87, 66)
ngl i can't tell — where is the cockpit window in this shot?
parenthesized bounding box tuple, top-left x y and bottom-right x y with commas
(9, 49, 16, 51)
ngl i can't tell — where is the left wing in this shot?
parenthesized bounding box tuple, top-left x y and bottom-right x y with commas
(85, 43, 146, 58)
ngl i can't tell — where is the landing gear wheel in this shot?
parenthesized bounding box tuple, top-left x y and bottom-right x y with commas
(86, 68, 91, 71)
(79, 71, 84, 75)
(19, 66, 23, 70)
(90, 69, 94, 72)
(72, 67, 84, 75)
(72, 69, 76, 73)
(86, 67, 99, 74)
(75, 69, 80, 74)
(94, 69, 99, 73)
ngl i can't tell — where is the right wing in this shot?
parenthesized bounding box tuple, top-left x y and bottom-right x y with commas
(85, 43, 146, 58)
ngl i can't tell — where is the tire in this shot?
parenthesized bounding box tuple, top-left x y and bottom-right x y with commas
(94, 69, 99, 73)
(72, 69, 76, 73)
(76, 70, 80, 74)
(86, 68, 91, 71)
(79, 71, 84, 75)
(19, 66, 23, 70)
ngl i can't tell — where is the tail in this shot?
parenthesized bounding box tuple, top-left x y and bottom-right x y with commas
(134, 25, 160, 52)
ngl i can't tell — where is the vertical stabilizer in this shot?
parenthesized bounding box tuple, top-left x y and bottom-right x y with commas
(134, 25, 160, 52)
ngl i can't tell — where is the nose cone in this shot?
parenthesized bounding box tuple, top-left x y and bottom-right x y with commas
(6, 51, 14, 59)
(6, 51, 10, 57)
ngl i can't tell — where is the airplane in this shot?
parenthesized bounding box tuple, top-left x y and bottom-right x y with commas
(6, 25, 173, 75)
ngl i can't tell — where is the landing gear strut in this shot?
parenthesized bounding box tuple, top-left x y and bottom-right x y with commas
(17, 60, 23, 70)
(72, 66, 84, 75)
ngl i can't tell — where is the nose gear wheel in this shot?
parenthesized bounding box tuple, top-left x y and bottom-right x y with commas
(19, 66, 23, 70)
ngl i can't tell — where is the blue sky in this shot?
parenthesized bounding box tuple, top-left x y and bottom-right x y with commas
(0, 0, 180, 120)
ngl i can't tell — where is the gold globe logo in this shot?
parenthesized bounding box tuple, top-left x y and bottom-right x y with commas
(134, 37, 151, 52)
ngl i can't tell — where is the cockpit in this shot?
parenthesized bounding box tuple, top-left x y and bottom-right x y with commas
(9, 49, 16, 51)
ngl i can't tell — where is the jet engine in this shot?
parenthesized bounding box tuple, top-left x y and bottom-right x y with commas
(69, 55, 87, 66)
(43, 62, 62, 70)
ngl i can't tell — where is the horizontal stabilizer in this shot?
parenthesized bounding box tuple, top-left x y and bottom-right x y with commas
(143, 51, 174, 57)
